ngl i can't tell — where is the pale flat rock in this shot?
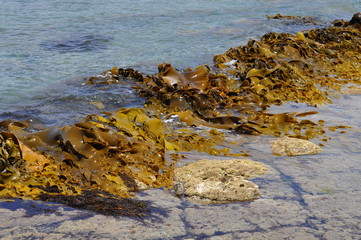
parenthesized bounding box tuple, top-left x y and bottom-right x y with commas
(174, 159, 268, 204)
(271, 136, 322, 156)
(183, 177, 261, 204)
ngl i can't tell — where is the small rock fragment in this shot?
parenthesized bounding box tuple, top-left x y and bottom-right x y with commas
(173, 182, 185, 196)
(271, 136, 322, 156)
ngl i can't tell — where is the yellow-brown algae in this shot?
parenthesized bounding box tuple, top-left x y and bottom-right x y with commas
(120, 22, 360, 139)
(0, 108, 228, 203)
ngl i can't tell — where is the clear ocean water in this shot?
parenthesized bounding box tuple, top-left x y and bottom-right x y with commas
(0, 0, 360, 126)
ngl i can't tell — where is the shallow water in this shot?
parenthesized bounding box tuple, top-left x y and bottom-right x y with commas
(0, 0, 359, 123)
(0, 1, 361, 239)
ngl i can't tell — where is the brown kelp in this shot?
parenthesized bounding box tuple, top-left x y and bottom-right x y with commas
(1, 14, 361, 214)
(0, 108, 227, 215)
(134, 14, 360, 137)
(0, 132, 23, 184)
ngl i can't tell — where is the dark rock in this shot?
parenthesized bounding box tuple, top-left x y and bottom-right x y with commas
(349, 13, 361, 25)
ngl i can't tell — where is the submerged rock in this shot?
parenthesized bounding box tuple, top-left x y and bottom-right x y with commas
(341, 86, 361, 95)
(40, 34, 111, 53)
(266, 13, 321, 25)
(271, 136, 322, 156)
(174, 159, 268, 204)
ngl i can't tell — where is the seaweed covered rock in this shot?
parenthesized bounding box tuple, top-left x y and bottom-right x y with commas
(94, 64, 330, 138)
(0, 109, 176, 201)
(86, 14, 361, 139)
(3, 110, 150, 198)
(0, 107, 232, 213)
(214, 27, 361, 106)
(335, 13, 361, 29)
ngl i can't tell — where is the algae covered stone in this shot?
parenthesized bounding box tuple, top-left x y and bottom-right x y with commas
(174, 159, 268, 204)
(271, 136, 322, 156)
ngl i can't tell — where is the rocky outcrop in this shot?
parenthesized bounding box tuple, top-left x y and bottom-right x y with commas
(349, 12, 361, 26)
(174, 159, 268, 204)
(271, 136, 322, 156)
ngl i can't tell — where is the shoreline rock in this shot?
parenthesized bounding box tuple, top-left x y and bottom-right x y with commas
(271, 136, 322, 156)
(174, 159, 268, 204)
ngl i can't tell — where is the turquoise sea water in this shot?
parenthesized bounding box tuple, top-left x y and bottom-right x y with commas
(0, 0, 360, 125)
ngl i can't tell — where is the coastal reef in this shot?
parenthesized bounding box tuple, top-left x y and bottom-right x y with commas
(1, 14, 361, 215)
